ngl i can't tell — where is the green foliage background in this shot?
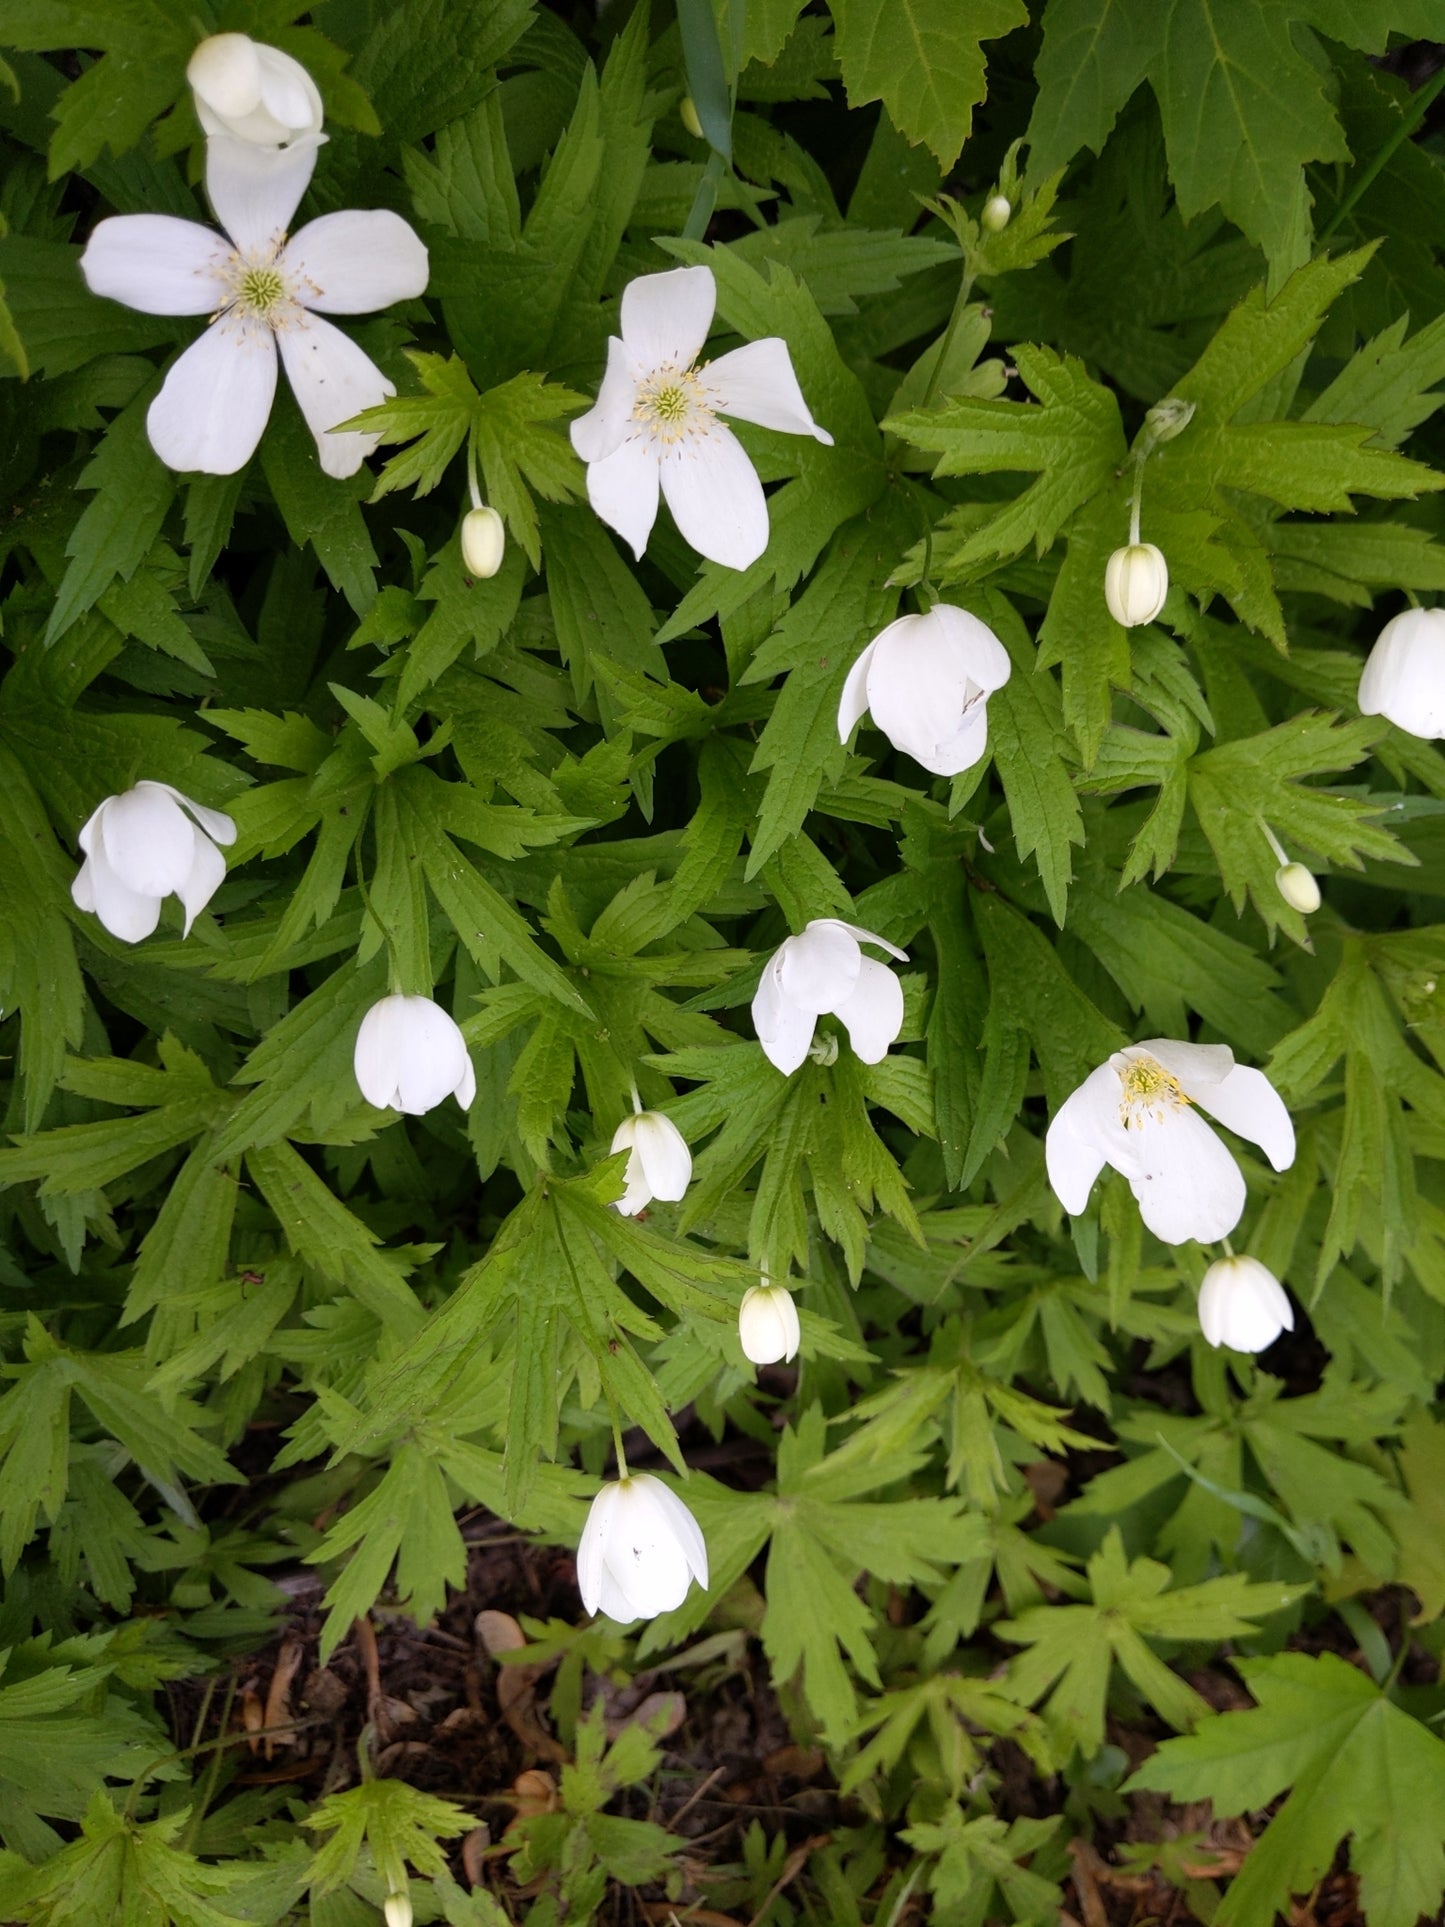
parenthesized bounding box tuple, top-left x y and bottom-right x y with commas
(0, 0, 1444, 1921)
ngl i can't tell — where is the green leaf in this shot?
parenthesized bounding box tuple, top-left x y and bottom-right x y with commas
(826, 0, 1027, 169)
(44, 384, 174, 646)
(260, 400, 379, 615)
(309, 1444, 466, 1661)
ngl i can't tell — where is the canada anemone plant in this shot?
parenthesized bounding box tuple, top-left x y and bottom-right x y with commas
(0, 3, 1444, 1924)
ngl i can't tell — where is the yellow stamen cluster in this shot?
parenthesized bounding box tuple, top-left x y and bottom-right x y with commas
(1117, 1054, 1189, 1128)
(633, 364, 711, 445)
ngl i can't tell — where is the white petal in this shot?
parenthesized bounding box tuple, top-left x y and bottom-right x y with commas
(147, 314, 278, 475)
(926, 603, 1012, 693)
(254, 43, 324, 138)
(659, 425, 769, 571)
(867, 611, 974, 768)
(151, 784, 236, 848)
(833, 956, 904, 1064)
(821, 917, 909, 963)
(837, 639, 876, 744)
(1193, 1064, 1295, 1173)
(777, 922, 861, 1015)
(1045, 1064, 1120, 1214)
(80, 215, 230, 316)
(924, 696, 992, 777)
(632, 1113, 692, 1203)
(576, 1483, 619, 1617)
(189, 34, 263, 120)
(391, 998, 471, 1116)
(704, 337, 833, 443)
(70, 857, 96, 914)
(77, 841, 162, 943)
(175, 824, 227, 936)
(1358, 608, 1445, 740)
(354, 995, 407, 1109)
(276, 312, 392, 478)
(1198, 1256, 1294, 1352)
(98, 786, 196, 897)
(584, 434, 661, 561)
(620, 265, 715, 374)
(1134, 1038, 1235, 1093)
(205, 133, 320, 255)
(283, 211, 429, 315)
(636, 1475, 709, 1589)
(609, 1119, 651, 1216)
(752, 952, 816, 1076)
(571, 336, 638, 465)
(455, 1053, 477, 1111)
(1129, 1107, 1246, 1246)
(598, 1478, 695, 1621)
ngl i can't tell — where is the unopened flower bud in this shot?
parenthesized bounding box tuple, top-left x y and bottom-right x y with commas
(981, 194, 1012, 233)
(187, 32, 323, 147)
(738, 1284, 801, 1365)
(461, 505, 505, 579)
(1275, 862, 1320, 914)
(1141, 396, 1196, 447)
(384, 1894, 413, 1927)
(1104, 542, 1169, 627)
(1198, 1255, 1294, 1354)
(679, 95, 704, 139)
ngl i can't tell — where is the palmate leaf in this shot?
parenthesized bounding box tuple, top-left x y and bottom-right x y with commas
(306, 1777, 471, 1896)
(825, 0, 1027, 169)
(1128, 1652, 1445, 1927)
(0, 1794, 256, 1926)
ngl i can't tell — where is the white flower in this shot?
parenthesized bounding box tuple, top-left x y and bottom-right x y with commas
(1358, 606, 1445, 740)
(576, 1475, 708, 1623)
(382, 1895, 413, 1927)
(79, 140, 427, 478)
(1198, 1255, 1295, 1353)
(1045, 1039, 1295, 1246)
(752, 918, 908, 1076)
(837, 603, 1012, 777)
(1104, 542, 1169, 627)
(187, 34, 324, 147)
(71, 781, 236, 943)
(1275, 862, 1321, 914)
(354, 994, 476, 1116)
(738, 1284, 800, 1364)
(460, 505, 505, 578)
(569, 264, 832, 571)
(610, 1110, 692, 1216)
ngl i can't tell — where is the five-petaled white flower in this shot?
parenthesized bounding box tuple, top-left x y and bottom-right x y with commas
(753, 918, 908, 1076)
(1046, 1039, 1295, 1245)
(610, 1108, 692, 1216)
(79, 139, 427, 477)
(838, 603, 1012, 777)
(1197, 1255, 1294, 1354)
(576, 1474, 709, 1623)
(1358, 606, 1445, 741)
(72, 781, 236, 944)
(354, 994, 476, 1117)
(187, 33, 324, 148)
(570, 264, 832, 571)
(738, 1283, 800, 1365)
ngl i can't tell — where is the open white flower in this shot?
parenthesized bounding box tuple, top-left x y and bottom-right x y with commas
(610, 1109, 692, 1216)
(354, 994, 476, 1116)
(838, 603, 1011, 777)
(570, 264, 832, 571)
(752, 918, 908, 1076)
(1198, 1256, 1294, 1353)
(1358, 606, 1445, 740)
(72, 781, 236, 943)
(1045, 1039, 1295, 1245)
(576, 1475, 708, 1623)
(79, 140, 427, 477)
(738, 1283, 800, 1364)
(188, 33, 324, 147)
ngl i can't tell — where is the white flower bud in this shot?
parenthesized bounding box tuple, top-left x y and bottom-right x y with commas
(981, 194, 1012, 232)
(679, 95, 704, 139)
(354, 994, 476, 1116)
(187, 33, 323, 147)
(610, 1111, 692, 1216)
(461, 505, 505, 579)
(738, 1284, 801, 1365)
(383, 1895, 413, 1927)
(576, 1475, 708, 1622)
(1104, 542, 1169, 627)
(71, 781, 237, 944)
(1275, 862, 1320, 914)
(1197, 1255, 1294, 1354)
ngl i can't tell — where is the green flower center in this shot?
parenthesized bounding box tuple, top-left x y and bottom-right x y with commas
(238, 265, 287, 315)
(633, 364, 711, 444)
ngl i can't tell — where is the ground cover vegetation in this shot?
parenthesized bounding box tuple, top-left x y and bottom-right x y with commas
(0, 0, 1444, 1921)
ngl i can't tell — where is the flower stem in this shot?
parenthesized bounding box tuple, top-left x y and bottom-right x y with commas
(1259, 820, 1289, 867)
(1222, 1235, 1235, 1257)
(465, 436, 482, 512)
(629, 1080, 643, 1115)
(353, 841, 406, 995)
(1128, 455, 1144, 548)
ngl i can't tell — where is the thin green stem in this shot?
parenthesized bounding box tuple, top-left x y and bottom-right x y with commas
(921, 268, 977, 411)
(353, 838, 407, 997)
(1128, 456, 1144, 548)
(1319, 63, 1445, 244)
(1259, 820, 1289, 868)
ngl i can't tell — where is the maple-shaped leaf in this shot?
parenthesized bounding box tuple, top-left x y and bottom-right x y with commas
(305, 1777, 471, 1896)
(1128, 1651, 1445, 1927)
(826, 0, 1028, 169)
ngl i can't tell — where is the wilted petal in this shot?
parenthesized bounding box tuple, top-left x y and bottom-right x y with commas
(205, 132, 320, 255)
(777, 921, 861, 1015)
(571, 336, 638, 464)
(284, 210, 429, 314)
(98, 786, 197, 897)
(752, 953, 816, 1076)
(1128, 1104, 1246, 1245)
(148, 314, 278, 475)
(837, 638, 877, 743)
(1192, 1063, 1295, 1173)
(77, 843, 162, 943)
(833, 956, 904, 1063)
(277, 312, 392, 478)
(631, 1112, 692, 1204)
(705, 337, 832, 443)
(658, 425, 769, 571)
(620, 264, 715, 373)
(80, 215, 230, 316)
(585, 435, 661, 561)
(175, 824, 228, 936)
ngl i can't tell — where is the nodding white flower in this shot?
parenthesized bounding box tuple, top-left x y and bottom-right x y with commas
(79, 140, 427, 478)
(1104, 542, 1169, 627)
(1358, 606, 1445, 740)
(460, 505, 505, 578)
(1275, 862, 1321, 914)
(752, 918, 908, 1076)
(1046, 1039, 1295, 1246)
(382, 1895, 413, 1927)
(576, 1475, 708, 1623)
(187, 34, 323, 147)
(71, 781, 236, 943)
(1198, 1255, 1295, 1354)
(569, 264, 832, 572)
(837, 603, 1012, 777)
(738, 1283, 800, 1364)
(610, 1110, 692, 1216)
(354, 994, 476, 1116)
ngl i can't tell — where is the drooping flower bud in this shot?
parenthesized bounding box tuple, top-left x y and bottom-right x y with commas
(1197, 1255, 1294, 1354)
(354, 994, 476, 1116)
(610, 1110, 692, 1216)
(1275, 862, 1321, 914)
(1357, 606, 1445, 740)
(383, 1894, 413, 1927)
(679, 95, 704, 139)
(981, 194, 1012, 232)
(576, 1475, 708, 1623)
(738, 1284, 800, 1365)
(461, 505, 505, 579)
(187, 33, 324, 147)
(1104, 542, 1169, 627)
